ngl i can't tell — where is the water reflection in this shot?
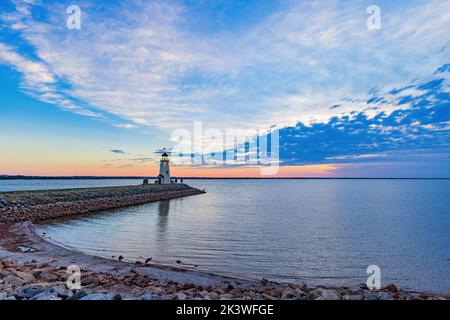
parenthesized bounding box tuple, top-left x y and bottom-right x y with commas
(156, 200, 170, 243)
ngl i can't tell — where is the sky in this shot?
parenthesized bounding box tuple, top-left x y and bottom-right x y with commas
(0, 0, 449, 177)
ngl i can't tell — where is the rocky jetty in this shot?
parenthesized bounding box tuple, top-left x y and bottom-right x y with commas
(0, 184, 205, 224)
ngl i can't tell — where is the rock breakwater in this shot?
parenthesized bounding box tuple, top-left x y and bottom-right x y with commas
(0, 184, 205, 224)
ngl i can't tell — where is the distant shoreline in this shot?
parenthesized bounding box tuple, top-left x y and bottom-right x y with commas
(1, 175, 449, 180)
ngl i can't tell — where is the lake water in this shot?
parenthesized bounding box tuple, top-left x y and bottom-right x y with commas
(2, 179, 449, 291)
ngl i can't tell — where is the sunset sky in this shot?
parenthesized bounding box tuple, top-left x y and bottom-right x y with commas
(0, 0, 449, 177)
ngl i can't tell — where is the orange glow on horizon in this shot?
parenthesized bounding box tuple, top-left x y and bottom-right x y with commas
(1, 162, 339, 178)
(171, 164, 339, 178)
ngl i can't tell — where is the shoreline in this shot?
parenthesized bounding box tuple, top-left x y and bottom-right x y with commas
(2, 176, 450, 180)
(0, 184, 448, 300)
(1, 222, 449, 300)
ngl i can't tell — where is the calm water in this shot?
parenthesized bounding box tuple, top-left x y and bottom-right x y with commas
(2, 179, 449, 291)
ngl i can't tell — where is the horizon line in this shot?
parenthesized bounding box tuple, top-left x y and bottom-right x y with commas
(0, 175, 449, 180)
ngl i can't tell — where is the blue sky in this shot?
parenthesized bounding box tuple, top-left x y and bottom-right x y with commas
(0, 0, 449, 177)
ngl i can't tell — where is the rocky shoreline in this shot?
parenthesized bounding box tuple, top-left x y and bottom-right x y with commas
(0, 223, 449, 300)
(0, 184, 205, 224)
(0, 184, 448, 301)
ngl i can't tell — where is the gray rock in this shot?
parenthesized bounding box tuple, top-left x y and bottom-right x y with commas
(79, 293, 114, 300)
(16, 285, 47, 299)
(280, 287, 306, 299)
(68, 290, 87, 300)
(363, 292, 393, 300)
(30, 289, 61, 300)
(0, 270, 11, 278)
(18, 245, 38, 253)
(14, 270, 36, 282)
(140, 293, 164, 300)
(308, 288, 341, 300)
(281, 287, 297, 299)
(3, 275, 25, 287)
(175, 292, 188, 300)
(342, 294, 363, 300)
(363, 293, 379, 301)
(383, 283, 398, 293)
(53, 287, 74, 299)
(294, 289, 307, 299)
(0, 292, 16, 300)
(377, 292, 394, 300)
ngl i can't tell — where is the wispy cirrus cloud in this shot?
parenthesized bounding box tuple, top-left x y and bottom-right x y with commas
(0, 0, 449, 133)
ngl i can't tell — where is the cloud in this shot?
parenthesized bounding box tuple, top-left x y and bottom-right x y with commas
(0, 43, 55, 84)
(0, 0, 448, 134)
(130, 157, 153, 162)
(173, 63, 449, 172)
(325, 154, 387, 161)
(154, 148, 172, 155)
(109, 149, 126, 155)
(276, 66, 450, 166)
(113, 123, 137, 129)
(0, 41, 104, 118)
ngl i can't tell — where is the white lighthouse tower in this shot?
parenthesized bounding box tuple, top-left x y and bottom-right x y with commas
(158, 152, 171, 184)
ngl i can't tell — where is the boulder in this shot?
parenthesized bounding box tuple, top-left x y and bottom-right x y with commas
(342, 294, 363, 300)
(363, 292, 393, 300)
(81, 275, 100, 286)
(17, 245, 37, 253)
(53, 286, 74, 299)
(3, 275, 25, 287)
(30, 289, 61, 300)
(175, 292, 187, 300)
(307, 288, 341, 300)
(14, 271, 36, 282)
(0, 270, 11, 278)
(16, 285, 47, 299)
(383, 283, 398, 293)
(140, 293, 164, 300)
(281, 287, 297, 299)
(79, 293, 114, 300)
(112, 294, 122, 300)
(150, 287, 167, 296)
(68, 290, 87, 300)
(131, 275, 149, 287)
(0, 292, 16, 300)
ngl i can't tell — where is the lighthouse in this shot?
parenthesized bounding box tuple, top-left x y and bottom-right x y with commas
(158, 152, 171, 184)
